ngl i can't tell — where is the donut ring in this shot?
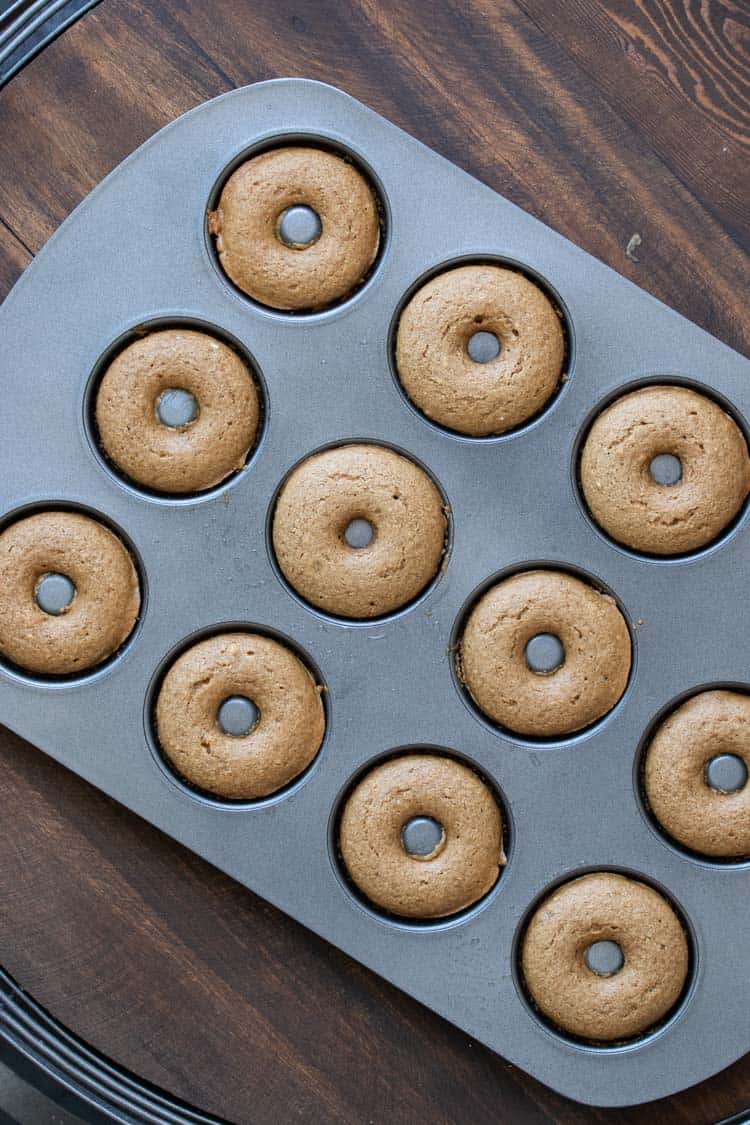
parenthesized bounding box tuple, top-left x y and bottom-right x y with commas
(0, 511, 140, 675)
(580, 385, 750, 555)
(155, 633, 325, 800)
(339, 754, 505, 918)
(395, 264, 565, 436)
(521, 872, 689, 1041)
(271, 444, 447, 619)
(208, 146, 381, 310)
(458, 570, 631, 737)
(95, 329, 260, 494)
(644, 690, 750, 858)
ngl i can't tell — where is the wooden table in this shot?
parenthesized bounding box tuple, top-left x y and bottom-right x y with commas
(0, 3, 748, 1121)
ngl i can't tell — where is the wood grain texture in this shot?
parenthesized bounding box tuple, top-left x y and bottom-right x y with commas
(0, 1, 748, 1122)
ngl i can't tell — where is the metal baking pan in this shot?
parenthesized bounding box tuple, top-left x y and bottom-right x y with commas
(0, 78, 748, 1108)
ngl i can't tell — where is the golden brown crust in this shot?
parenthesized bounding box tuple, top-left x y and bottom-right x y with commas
(521, 872, 689, 1041)
(0, 511, 140, 675)
(339, 754, 504, 918)
(96, 329, 259, 494)
(209, 146, 380, 310)
(580, 385, 750, 554)
(644, 690, 750, 857)
(155, 632, 325, 800)
(272, 444, 447, 619)
(458, 570, 631, 737)
(395, 264, 564, 435)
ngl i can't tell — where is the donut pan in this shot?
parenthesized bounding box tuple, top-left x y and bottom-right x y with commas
(1, 78, 749, 1108)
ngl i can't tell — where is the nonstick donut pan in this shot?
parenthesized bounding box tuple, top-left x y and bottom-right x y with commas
(1, 79, 749, 1107)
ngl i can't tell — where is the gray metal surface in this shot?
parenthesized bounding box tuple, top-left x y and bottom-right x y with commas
(649, 452, 682, 486)
(156, 388, 198, 429)
(401, 816, 444, 858)
(466, 329, 500, 364)
(277, 204, 322, 248)
(35, 573, 76, 616)
(0, 78, 748, 1108)
(216, 696, 258, 738)
(706, 755, 748, 794)
(585, 940, 625, 978)
(525, 633, 565, 675)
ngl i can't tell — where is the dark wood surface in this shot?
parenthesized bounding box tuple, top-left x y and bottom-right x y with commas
(0, 2, 748, 1122)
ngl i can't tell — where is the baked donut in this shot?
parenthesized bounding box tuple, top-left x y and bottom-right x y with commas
(521, 872, 689, 1041)
(395, 264, 565, 436)
(580, 385, 750, 555)
(95, 328, 260, 493)
(271, 444, 447, 619)
(339, 754, 505, 918)
(208, 146, 381, 310)
(0, 511, 140, 676)
(458, 569, 631, 737)
(155, 632, 325, 800)
(644, 690, 750, 858)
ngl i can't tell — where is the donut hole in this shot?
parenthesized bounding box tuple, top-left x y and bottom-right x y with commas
(216, 694, 260, 738)
(276, 204, 323, 249)
(343, 517, 374, 550)
(34, 572, 76, 617)
(155, 387, 199, 430)
(704, 753, 748, 794)
(466, 330, 501, 364)
(524, 632, 565, 675)
(649, 452, 682, 487)
(584, 939, 624, 977)
(400, 815, 446, 861)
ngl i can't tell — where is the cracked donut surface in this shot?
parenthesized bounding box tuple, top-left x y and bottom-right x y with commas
(339, 754, 505, 918)
(271, 443, 447, 618)
(580, 384, 750, 554)
(395, 264, 565, 436)
(458, 569, 631, 737)
(155, 632, 325, 799)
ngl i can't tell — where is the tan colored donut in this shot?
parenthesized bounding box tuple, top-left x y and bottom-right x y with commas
(156, 632, 325, 800)
(208, 146, 381, 310)
(0, 511, 140, 675)
(580, 385, 750, 554)
(458, 569, 631, 737)
(339, 754, 505, 918)
(395, 264, 565, 436)
(96, 328, 260, 494)
(271, 444, 447, 619)
(644, 690, 750, 858)
(521, 872, 689, 1041)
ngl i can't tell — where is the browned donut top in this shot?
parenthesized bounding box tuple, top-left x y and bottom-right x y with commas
(521, 872, 689, 1041)
(458, 570, 631, 737)
(644, 690, 750, 858)
(156, 632, 325, 801)
(96, 328, 259, 494)
(339, 754, 504, 918)
(395, 264, 565, 436)
(208, 146, 381, 310)
(0, 511, 140, 675)
(580, 385, 750, 554)
(272, 444, 447, 619)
